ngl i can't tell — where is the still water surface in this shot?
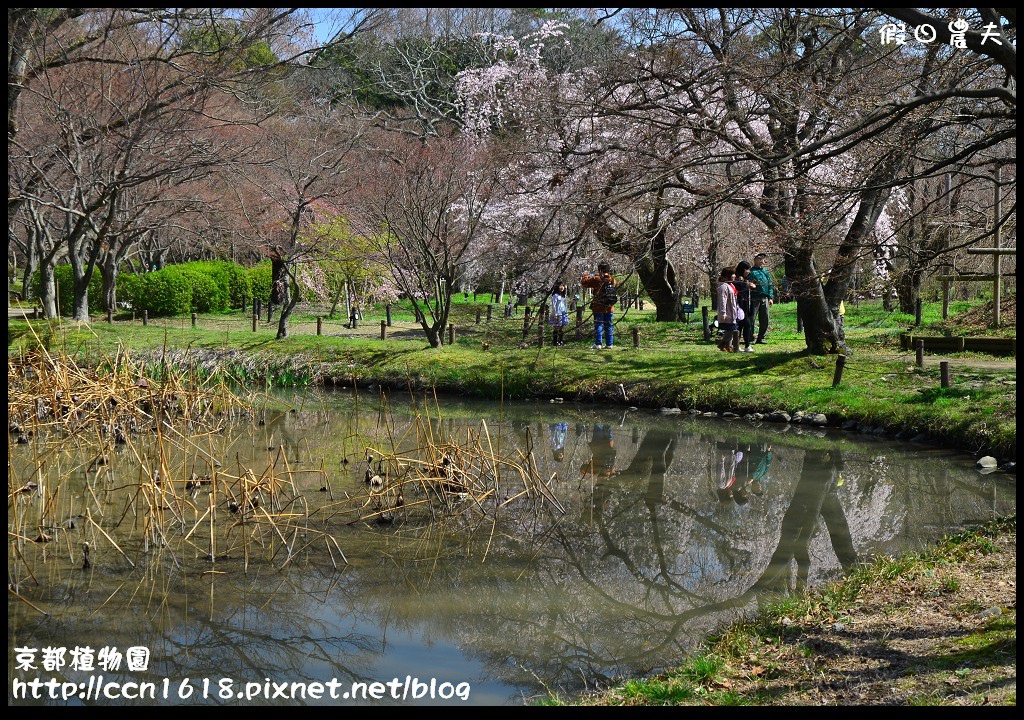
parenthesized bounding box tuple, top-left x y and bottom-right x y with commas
(8, 390, 1014, 705)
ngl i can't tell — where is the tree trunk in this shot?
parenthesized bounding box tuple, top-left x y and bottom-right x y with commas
(101, 255, 118, 314)
(634, 259, 685, 320)
(328, 277, 344, 318)
(71, 265, 92, 322)
(38, 261, 57, 318)
(785, 249, 843, 355)
(272, 251, 292, 339)
(413, 292, 450, 349)
(276, 282, 296, 340)
(20, 237, 38, 302)
(896, 269, 922, 315)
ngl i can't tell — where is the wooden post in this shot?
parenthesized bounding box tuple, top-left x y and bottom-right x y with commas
(960, 170, 1014, 327)
(537, 322, 545, 347)
(915, 339, 924, 368)
(993, 166, 1001, 328)
(701, 306, 711, 341)
(385, 303, 392, 327)
(191, 312, 197, 328)
(486, 304, 493, 323)
(254, 298, 261, 318)
(522, 310, 531, 340)
(832, 354, 846, 387)
(476, 307, 482, 324)
(380, 320, 387, 340)
(940, 361, 950, 388)
(448, 324, 455, 345)
(575, 306, 584, 340)
(267, 304, 272, 323)
(632, 326, 640, 348)
(252, 311, 257, 332)
(143, 310, 148, 326)
(317, 316, 322, 336)
(915, 297, 922, 326)
(941, 267, 951, 320)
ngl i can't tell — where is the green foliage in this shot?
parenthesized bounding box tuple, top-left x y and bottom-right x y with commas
(184, 260, 251, 309)
(249, 262, 273, 305)
(32, 264, 102, 316)
(116, 272, 140, 309)
(130, 268, 193, 317)
(175, 266, 227, 313)
(176, 21, 279, 70)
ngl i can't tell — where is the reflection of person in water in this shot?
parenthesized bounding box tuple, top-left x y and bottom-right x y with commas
(716, 444, 745, 503)
(746, 442, 772, 496)
(581, 423, 616, 478)
(549, 421, 568, 462)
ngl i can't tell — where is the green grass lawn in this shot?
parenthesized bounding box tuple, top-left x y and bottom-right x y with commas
(8, 295, 1016, 460)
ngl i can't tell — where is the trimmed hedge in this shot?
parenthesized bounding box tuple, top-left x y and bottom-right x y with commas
(175, 266, 226, 313)
(41, 260, 265, 317)
(128, 268, 194, 316)
(205, 261, 252, 308)
(118, 261, 259, 316)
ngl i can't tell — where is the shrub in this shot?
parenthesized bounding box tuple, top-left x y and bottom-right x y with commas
(207, 261, 252, 308)
(116, 273, 140, 310)
(132, 268, 193, 316)
(250, 262, 273, 305)
(174, 265, 227, 313)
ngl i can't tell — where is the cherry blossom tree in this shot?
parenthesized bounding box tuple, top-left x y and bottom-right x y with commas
(456, 8, 1014, 352)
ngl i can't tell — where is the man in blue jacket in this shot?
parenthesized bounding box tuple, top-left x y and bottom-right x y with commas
(748, 253, 774, 344)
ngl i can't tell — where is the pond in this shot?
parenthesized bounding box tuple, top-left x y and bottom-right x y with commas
(7, 390, 1015, 706)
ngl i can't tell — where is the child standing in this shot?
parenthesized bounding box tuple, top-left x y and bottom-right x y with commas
(549, 281, 569, 346)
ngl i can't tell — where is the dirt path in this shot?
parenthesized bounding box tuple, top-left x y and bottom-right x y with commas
(937, 357, 1016, 373)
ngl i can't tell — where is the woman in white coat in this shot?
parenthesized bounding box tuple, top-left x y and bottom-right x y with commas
(716, 267, 739, 352)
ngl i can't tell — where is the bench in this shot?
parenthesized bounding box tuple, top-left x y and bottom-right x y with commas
(900, 334, 1015, 356)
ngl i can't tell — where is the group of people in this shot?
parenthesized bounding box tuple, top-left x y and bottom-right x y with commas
(546, 254, 776, 353)
(716, 252, 775, 353)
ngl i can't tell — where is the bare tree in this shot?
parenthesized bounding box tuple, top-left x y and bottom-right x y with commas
(353, 132, 501, 348)
(237, 114, 361, 339)
(8, 8, 388, 319)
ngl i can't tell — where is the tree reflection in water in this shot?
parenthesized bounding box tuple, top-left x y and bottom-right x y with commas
(8, 398, 1014, 705)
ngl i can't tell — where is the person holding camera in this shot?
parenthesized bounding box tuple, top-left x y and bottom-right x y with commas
(581, 262, 617, 349)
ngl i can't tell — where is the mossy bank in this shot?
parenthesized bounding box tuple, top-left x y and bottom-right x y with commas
(8, 300, 1016, 467)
